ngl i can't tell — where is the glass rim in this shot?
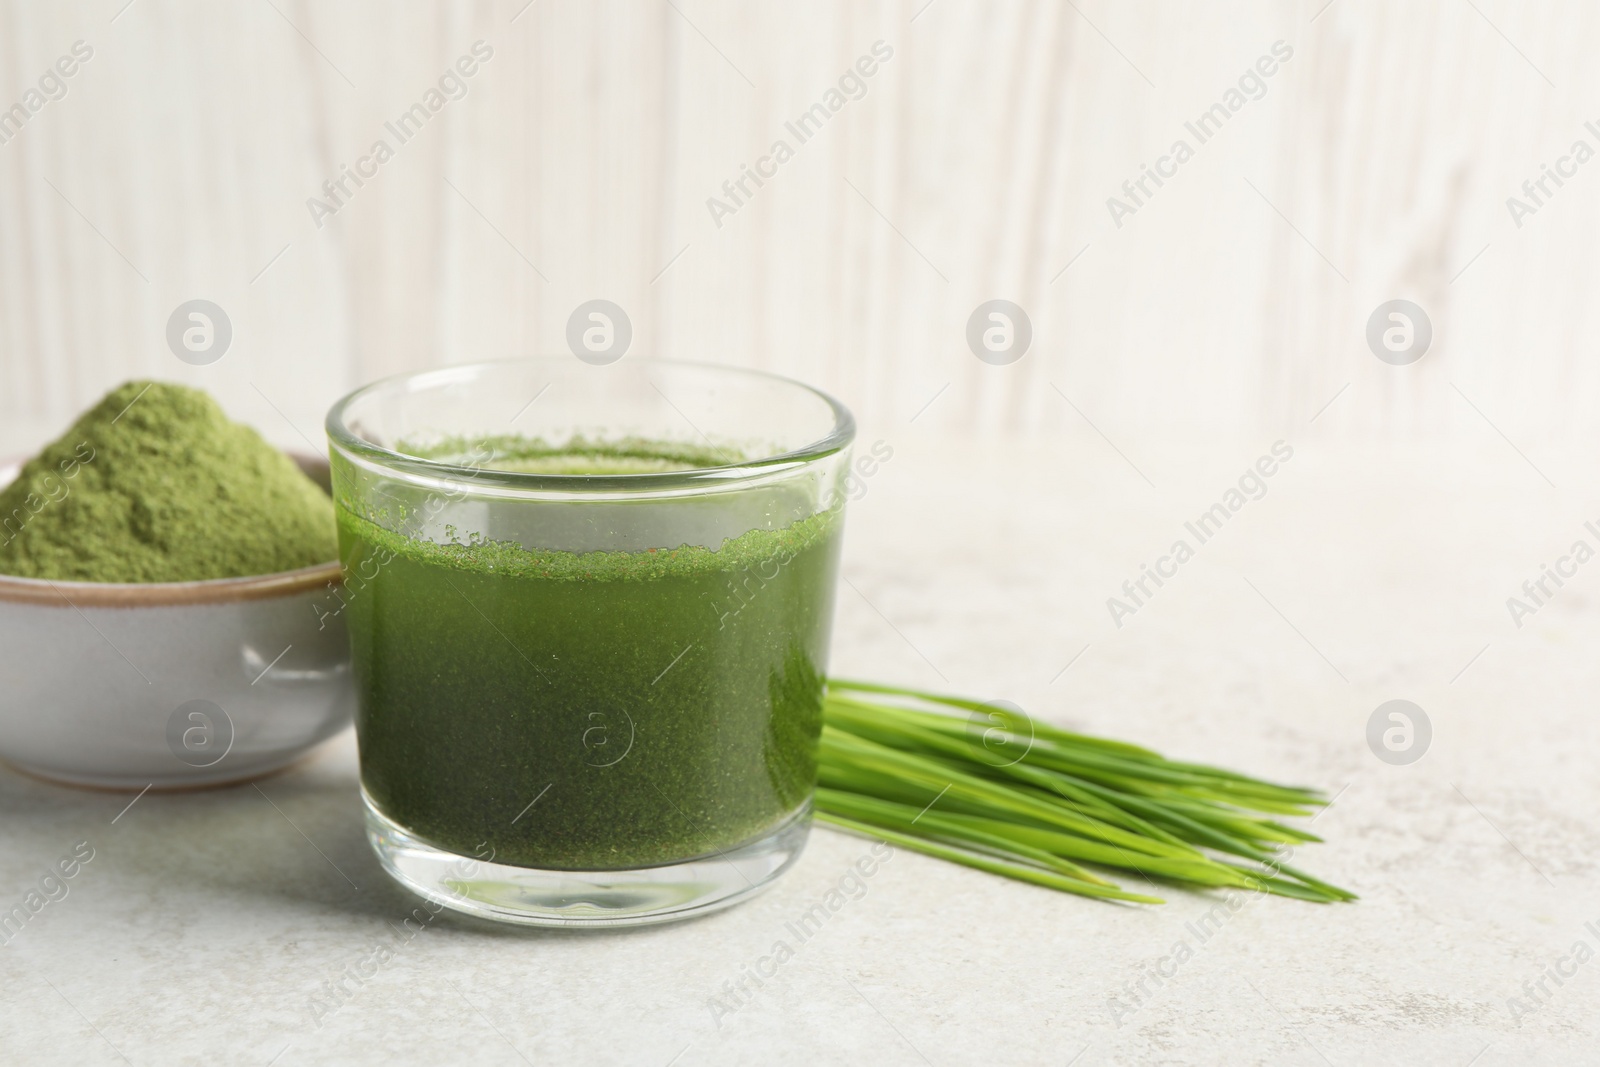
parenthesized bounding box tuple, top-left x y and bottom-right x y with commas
(324, 357, 856, 494)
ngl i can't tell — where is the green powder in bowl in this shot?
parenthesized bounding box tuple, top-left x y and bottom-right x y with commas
(0, 381, 337, 583)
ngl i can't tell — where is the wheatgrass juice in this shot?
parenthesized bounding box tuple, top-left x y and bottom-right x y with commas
(336, 442, 843, 871)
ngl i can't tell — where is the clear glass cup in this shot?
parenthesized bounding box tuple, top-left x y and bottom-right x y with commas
(325, 359, 853, 926)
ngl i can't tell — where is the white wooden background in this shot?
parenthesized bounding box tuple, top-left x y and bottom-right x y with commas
(0, 0, 1593, 454)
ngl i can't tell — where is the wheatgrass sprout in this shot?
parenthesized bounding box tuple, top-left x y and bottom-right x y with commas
(815, 680, 1354, 906)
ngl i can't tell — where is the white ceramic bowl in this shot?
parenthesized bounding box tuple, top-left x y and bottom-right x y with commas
(0, 454, 353, 790)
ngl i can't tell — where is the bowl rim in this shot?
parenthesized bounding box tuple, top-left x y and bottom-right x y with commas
(324, 356, 857, 495)
(0, 450, 342, 607)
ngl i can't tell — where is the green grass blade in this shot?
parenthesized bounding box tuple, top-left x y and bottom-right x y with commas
(816, 812, 1165, 905)
(818, 678, 1351, 908)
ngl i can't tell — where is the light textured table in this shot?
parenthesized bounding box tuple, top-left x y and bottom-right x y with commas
(2, 436, 1594, 1066)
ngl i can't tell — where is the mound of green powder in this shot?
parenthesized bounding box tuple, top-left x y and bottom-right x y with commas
(0, 381, 338, 583)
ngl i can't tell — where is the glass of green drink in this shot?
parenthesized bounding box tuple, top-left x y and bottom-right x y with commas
(326, 359, 853, 926)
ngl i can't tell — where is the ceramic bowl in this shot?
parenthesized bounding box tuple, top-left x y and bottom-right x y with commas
(0, 454, 353, 790)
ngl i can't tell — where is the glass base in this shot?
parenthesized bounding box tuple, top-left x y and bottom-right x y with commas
(363, 793, 812, 928)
